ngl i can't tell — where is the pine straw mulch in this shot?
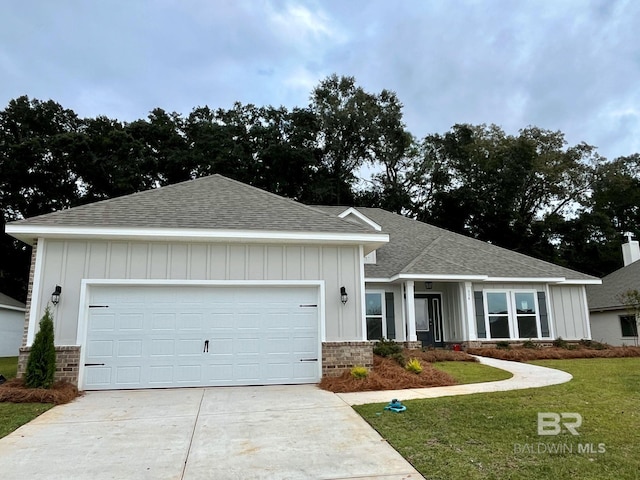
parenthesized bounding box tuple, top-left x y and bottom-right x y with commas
(467, 346, 640, 362)
(319, 349, 477, 393)
(0, 378, 82, 404)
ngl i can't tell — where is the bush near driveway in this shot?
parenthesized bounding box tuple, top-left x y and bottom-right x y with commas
(468, 346, 640, 362)
(355, 358, 640, 480)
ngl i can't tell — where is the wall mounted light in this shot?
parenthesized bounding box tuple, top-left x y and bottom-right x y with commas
(340, 286, 348, 305)
(51, 285, 62, 306)
(425, 282, 433, 290)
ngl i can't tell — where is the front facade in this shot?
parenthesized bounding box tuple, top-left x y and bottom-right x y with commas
(7, 175, 599, 390)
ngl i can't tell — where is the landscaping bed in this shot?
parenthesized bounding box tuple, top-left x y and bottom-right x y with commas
(467, 344, 640, 362)
(0, 378, 80, 405)
(320, 348, 478, 393)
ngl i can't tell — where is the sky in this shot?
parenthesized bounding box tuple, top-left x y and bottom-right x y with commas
(2, 0, 640, 163)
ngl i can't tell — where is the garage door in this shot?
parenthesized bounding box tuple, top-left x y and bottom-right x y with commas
(83, 285, 320, 390)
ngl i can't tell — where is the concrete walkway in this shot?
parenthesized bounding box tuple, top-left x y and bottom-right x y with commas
(0, 385, 423, 480)
(337, 355, 573, 405)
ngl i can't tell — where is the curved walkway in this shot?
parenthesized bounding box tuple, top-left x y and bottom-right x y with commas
(336, 355, 573, 406)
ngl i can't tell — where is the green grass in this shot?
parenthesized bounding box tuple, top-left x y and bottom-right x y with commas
(0, 356, 53, 439)
(0, 356, 18, 379)
(354, 358, 640, 480)
(432, 361, 513, 384)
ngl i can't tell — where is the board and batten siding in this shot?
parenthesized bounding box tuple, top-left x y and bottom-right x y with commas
(547, 285, 590, 339)
(30, 239, 363, 345)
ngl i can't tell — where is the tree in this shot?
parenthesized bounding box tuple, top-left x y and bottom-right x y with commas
(25, 306, 57, 389)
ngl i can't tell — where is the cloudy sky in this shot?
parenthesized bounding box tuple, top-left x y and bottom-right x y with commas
(2, 0, 639, 161)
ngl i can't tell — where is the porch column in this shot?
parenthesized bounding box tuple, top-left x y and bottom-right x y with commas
(405, 280, 417, 341)
(464, 281, 478, 340)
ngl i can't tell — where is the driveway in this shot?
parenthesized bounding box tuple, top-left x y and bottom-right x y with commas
(0, 385, 422, 480)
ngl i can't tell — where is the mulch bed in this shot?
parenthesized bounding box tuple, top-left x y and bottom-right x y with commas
(406, 349, 477, 363)
(467, 346, 640, 362)
(0, 378, 81, 404)
(319, 352, 465, 393)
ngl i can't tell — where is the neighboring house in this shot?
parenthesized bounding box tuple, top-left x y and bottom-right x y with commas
(5, 174, 599, 390)
(587, 239, 640, 346)
(0, 293, 26, 357)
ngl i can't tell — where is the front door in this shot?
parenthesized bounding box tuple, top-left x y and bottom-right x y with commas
(414, 294, 444, 347)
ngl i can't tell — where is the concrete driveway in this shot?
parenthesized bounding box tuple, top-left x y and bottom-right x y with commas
(0, 385, 422, 480)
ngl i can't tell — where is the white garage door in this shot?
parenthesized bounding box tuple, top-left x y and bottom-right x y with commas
(83, 285, 320, 390)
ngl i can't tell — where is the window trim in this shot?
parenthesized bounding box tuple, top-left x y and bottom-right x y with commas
(482, 290, 542, 340)
(619, 315, 639, 338)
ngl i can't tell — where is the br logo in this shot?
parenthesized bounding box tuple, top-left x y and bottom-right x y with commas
(537, 412, 582, 436)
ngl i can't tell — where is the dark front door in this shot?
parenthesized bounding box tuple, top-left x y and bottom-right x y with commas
(415, 294, 444, 347)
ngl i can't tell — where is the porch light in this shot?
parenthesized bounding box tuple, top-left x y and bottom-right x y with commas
(51, 285, 62, 306)
(425, 282, 433, 290)
(340, 286, 348, 305)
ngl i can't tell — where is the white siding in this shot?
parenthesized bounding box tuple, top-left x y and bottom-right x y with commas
(31, 240, 363, 345)
(590, 310, 639, 346)
(0, 308, 25, 356)
(549, 285, 590, 340)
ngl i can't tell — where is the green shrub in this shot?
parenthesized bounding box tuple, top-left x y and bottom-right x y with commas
(521, 340, 539, 349)
(390, 352, 406, 366)
(579, 339, 609, 350)
(350, 366, 369, 379)
(25, 307, 57, 389)
(496, 341, 511, 350)
(553, 337, 568, 349)
(373, 338, 402, 357)
(405, 358, 423, 374)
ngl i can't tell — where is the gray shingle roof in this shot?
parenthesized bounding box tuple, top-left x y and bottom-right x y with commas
(0, 293, 26, 309)
(586, 260, 640, 311)
(8, 175, 374, 235)
(313, 206, 597, 281)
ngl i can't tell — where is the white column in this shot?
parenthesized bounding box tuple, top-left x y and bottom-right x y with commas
(405, 280, 417, 341)
(464, 281, 478, 341)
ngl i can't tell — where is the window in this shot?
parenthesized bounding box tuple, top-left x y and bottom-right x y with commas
(620, 315, 638, 337)
(366, 292, 384, 340)
(483, 290, 542, 339)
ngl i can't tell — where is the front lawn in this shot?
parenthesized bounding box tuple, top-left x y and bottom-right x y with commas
(432, 361, 512, 384)
(355, 358, 640, 480)
(0, 356, 53, 439)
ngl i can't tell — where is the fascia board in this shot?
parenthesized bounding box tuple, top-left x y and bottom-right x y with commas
(556, 279, 603, 285)
(6, 225, 389, 248)
(0, 304, 26, 312)
(337, 208, 383, 231)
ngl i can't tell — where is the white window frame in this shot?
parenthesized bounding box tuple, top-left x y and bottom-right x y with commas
(483, 290, 542, 340)
(365, 290, 387, 340)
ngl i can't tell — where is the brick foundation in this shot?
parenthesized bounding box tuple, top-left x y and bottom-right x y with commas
(322, 341, 373, 377)
(18, 345, 81, 386)
(404, 341, 422, 349)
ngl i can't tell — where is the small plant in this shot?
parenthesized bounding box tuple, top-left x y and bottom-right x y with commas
(521, 340, 539, 349)
(405, 358, 423, 374)
(495, 341, 511, 350)
(579, 339, 609, 350)
(552, 337, 568, 349)
(390, 352, 407, 366)
(373, 338, 403, 357)
(25, 306, 57, 389)
(350, 366, 369, 379)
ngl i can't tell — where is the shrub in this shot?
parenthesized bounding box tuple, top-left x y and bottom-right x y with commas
(552, 337, 568, 349)
(25, 307, 57, 389)
(579, 339, 609, 350)
(405, 358, 423, 374)
(373, 338, 403, 357)
(390, 352, 406, 366)
(521, 340, 539, 349)
(496, 341, 511, 350)
(350, 366, 369, 379)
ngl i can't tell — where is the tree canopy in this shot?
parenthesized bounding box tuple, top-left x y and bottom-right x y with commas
(1, 76, 638, 301)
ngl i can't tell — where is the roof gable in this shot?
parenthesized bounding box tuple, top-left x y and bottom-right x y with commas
(0, 292, 26, 310)
(586, 260, 640, 311)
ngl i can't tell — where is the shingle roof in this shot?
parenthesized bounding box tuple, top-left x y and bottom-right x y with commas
(8, 175, 374, 235)
(313, 206, 597, 281)
(0, 293, 26, 309)
(586, 260, 640, 311)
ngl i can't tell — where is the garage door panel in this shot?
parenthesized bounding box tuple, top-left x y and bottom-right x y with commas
(84, 285, 320, 389)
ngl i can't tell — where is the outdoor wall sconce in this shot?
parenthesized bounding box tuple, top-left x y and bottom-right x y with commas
(340, 286, 348, 305)
(425, 282, 433, 290)
(51, 285, 62, 306)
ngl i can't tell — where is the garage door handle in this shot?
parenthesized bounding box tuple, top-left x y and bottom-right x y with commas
(204, 340, 209, 353)
(84, 363, 105, 366)
(299, 358, 318, 362)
